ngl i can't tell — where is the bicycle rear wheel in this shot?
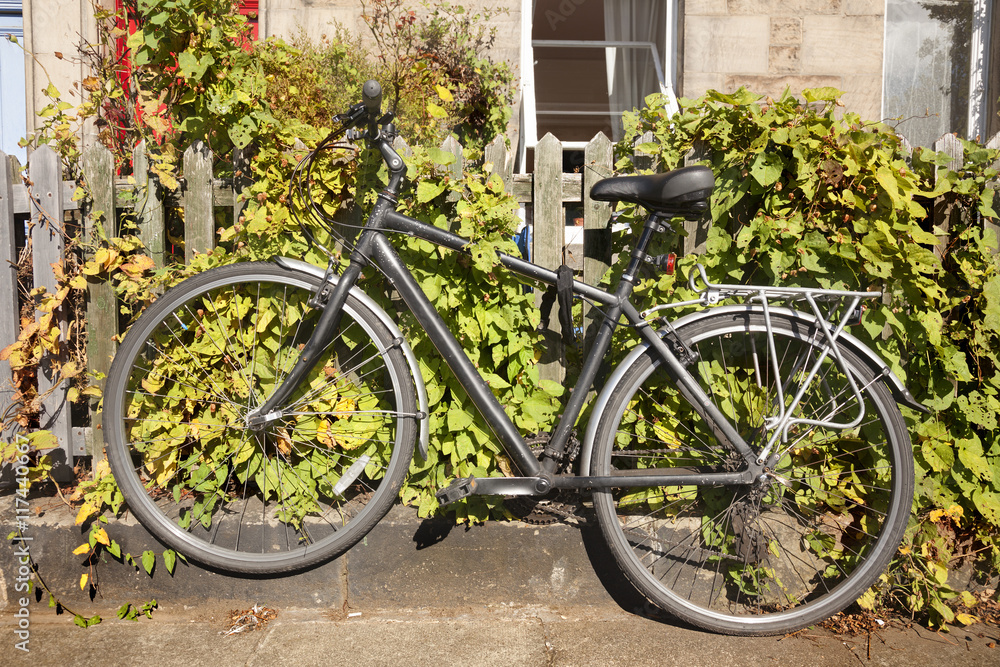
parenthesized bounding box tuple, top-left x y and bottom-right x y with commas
(104, 262, 417, 574)
(591, 310, 913, 635)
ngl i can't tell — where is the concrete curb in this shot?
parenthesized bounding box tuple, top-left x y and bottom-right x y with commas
(1, 500, 637, 615)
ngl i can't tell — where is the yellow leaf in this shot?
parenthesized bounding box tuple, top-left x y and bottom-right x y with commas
(426, 102, 447, 119)
(119, 254, 156, 278)
(94, 247, 111, 269)
(61, 361, 80, 379)
(435, 85, 454, 103)
(956, 612, 979, 625)
(334, 395, 356, 413)
(75, 503, 97, 525)
(94, 458, 111, 479)
(79, 573, 88, 590)
(317, 420, 334, 447)
(93, 527, 110, 546)
(130, 254, 155, 272)
(73, 543, 91, 555)
(276, 428, 292, 456)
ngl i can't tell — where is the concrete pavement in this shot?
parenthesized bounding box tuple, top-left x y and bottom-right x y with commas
(2, 500, 998, 666)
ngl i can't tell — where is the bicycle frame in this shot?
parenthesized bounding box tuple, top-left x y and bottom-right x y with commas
(250, 194, 758, 497)
(248, 116, 914, 500)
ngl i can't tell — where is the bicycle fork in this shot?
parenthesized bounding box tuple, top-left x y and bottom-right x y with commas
(244, 203, 394, 431)
(243, 258, 364, 430)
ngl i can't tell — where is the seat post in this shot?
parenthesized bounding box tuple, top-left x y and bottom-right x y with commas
(621, 212, 666, 284)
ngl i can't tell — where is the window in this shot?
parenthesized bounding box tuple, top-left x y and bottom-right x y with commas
(519, 0, 678, 167)
(0, 0, 25, 161)
(884, 0, 999, 147)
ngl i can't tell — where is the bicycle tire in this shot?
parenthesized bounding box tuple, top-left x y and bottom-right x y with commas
(104, 262, 417, 574)
(591, 310, 913, 635)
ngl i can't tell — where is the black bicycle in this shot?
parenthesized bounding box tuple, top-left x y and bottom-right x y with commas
(104, 81, 923, 635)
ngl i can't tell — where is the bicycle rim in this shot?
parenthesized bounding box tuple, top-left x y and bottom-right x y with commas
(104, 263, 416, 573)
(592, 310, 912, 635)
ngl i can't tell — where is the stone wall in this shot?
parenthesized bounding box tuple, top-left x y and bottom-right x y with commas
(262, 0, 522, 72)
(23, 0, 100, 138)
(682, 0, 885, 121)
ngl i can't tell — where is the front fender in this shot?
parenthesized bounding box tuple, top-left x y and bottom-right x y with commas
(273, 257, 429, 461)
(580, 304, 926, 475)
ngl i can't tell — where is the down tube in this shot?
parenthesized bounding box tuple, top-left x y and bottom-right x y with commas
(369, 233, 542, 477)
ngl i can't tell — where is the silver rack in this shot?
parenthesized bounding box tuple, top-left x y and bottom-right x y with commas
(642, 264, 885, 466)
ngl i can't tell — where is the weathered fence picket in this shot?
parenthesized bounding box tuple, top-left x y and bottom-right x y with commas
(0, 131, 997, 469)
(582, 133, 613, 351)
(133, 141, 166, 268)
(533, 133, 568, 384)
(81, 143, 116, 465)
(26, 146, 75, 478)
(183, 140, 215, 262)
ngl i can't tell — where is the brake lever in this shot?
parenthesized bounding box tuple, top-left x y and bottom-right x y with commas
(333, 103, 368, 126)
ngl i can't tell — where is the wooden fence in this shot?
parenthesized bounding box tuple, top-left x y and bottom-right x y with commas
(1, 131, 998, 473)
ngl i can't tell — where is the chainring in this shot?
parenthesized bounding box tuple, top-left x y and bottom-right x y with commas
(503, 432, 583, 525)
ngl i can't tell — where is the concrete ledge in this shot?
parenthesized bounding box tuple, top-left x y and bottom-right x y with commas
(1, 500, 639, 616)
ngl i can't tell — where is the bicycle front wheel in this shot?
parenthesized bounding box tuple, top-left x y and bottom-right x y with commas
(591, 310, 913, 635)
(104, 262, 417, 574)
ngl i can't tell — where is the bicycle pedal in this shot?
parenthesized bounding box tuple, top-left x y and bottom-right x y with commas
(435, 476, 476, 506)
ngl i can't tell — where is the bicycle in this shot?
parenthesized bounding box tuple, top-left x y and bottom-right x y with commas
(103, 81, 924, 636)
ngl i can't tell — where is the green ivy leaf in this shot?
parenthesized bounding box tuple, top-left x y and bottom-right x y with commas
(802, 87, 843, 103)
(163, 549, 176, 575)
(426, 147, 457, 166)
(750, 152, 783, 187)
(416, 180, 447, 203)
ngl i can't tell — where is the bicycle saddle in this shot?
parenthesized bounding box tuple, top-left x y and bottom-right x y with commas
(590, 166, 714, 217)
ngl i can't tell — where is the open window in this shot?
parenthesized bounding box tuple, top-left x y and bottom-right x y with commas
(884, 0, 999, 147)
(518, 0, 679, 170)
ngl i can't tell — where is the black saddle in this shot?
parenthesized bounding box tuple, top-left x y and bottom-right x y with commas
(590, 166, 714, 218)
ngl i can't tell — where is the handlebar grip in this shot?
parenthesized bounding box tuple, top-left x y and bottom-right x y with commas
(362, 80, 382, 114)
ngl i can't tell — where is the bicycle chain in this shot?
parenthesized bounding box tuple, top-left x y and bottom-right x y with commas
(504, 437, 749, 540)
(503, 435, 693, 525)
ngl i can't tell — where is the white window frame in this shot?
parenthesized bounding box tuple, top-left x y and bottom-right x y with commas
(881, 0, 996, 145)
(518, 0, 679, 169)
(968, 0, 993, 141)
(0, 0, 25, 161)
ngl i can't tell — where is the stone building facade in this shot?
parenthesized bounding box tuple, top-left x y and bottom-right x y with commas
(683, 0, 886, 122)
(15, 0, 1000, 153)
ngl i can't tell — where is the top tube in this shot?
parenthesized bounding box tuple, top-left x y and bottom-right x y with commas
(381, 210, 621, 307)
